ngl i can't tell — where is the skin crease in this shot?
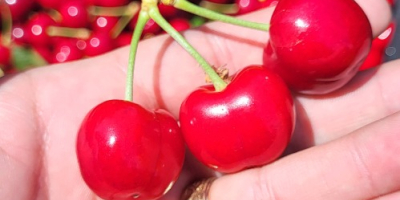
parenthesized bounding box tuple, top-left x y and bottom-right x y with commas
(0, 0, 396, 199)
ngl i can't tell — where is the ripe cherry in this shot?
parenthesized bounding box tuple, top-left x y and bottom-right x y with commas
(235, 0, 262, 15)
(169, 18, 191, 32)
(92, 0, 129, 7)
(24, 12, 57, 47)
(84, 31, 115, 57)
(59, 1, 89, 28)
(180, 66, 295, 173)
(53, 39, 84, 63)
(263, 0, 372, 94)
(91, 16, 119, 33)
(4, 0, 35, 22)
(77, 100, 185, 200)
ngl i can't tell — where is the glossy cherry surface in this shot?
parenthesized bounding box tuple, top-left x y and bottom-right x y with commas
(84, 31, 115, 57)
(77, 100, 185, 200)
(180, 66, 295, 173)
(263, 0, 372, 94)
(59, 1, 89, 28)
(53, 39, 84, 63)
(5, 0, 35, 22)
(24, 13, 57, 47)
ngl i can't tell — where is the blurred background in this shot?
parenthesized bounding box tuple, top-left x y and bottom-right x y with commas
(0, 0, 399, 74)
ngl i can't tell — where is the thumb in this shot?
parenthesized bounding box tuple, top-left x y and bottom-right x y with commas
(208, 111, 400, 200)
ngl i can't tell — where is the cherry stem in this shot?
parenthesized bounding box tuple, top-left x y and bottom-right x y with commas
(0, 0, 12, 46)
(47, 26, 91, 39)
(125, 11, 149, 101)
(111, 2, 140, 38)
(165, 0, 269, 31)
(148, 6, 227, 91)
(88, 3, 136, 17)
(199, 1, 238, 14)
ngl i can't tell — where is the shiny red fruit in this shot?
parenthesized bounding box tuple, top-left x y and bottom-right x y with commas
(5, 0, 35, 22)
(180, 66, 295, 173)
(84, 32, 115, 57)
(77, 100, 185, 200)
(235, 0, 262, 15)
(169, 18, 191, 32)
(59, 1, 89, 28)
(24, 13, 57, 47)
(263, 0, 372, 94)
(53, 39, 84, 63)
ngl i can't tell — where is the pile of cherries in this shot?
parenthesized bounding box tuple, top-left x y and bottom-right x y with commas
(0, 0, 281, 74)
(2, 0, 396, 199)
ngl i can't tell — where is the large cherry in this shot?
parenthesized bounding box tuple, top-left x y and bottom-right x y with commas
(77, 100, 185, 200)
(263, 0, 372, 94)
(180, 66, 295, 173)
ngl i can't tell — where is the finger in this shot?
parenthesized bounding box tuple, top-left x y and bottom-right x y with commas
(289, 57, 400, 152)
(209, 111, 400, 200)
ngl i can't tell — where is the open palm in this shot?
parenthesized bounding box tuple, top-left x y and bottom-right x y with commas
(1, 1, 399, 199)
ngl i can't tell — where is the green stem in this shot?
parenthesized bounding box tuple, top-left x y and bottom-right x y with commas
(125, 11, 150, 101)
(170, 0, 269, 31)
(0, 0, 12, 46)
(148, 6, 227, 91)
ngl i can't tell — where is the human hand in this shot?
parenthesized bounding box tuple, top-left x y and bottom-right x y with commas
(0, 0, 397, 199)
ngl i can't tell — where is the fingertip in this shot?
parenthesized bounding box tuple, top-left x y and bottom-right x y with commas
(354, 0, 392, 37)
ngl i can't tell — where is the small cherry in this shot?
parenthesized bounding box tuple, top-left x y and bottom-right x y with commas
(36, 0, 63, 9)
(158, 3, 179, 19)
(263, 0, 372, 94)
(84, 31, 115, 57)
(53, 38, 84, 63)
(24, 12, 57, 47)
(234, 0, 262, 15)
(180, 66, 295, 173)
(91, 16, 120, 33)
(59, 1, 89, 28)
(115, 32, 133, 47)
(169, 18, 191, 32)
(4, 0, 35, 22)
(92, 0, 129, 7)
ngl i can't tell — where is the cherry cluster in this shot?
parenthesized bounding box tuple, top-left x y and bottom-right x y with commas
(0, 0, 279, 75)
(2, 0, 387, 199)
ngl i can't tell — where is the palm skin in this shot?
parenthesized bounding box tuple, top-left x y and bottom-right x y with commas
(0, 1, 399, 199)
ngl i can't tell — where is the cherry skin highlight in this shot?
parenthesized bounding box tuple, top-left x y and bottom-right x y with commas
(76, 100, 185, 200)
(263, 0, 372, 94)
(180, 66, 295, 173)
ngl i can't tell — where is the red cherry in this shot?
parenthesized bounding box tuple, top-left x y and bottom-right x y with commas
(5, 0, 35, 22)
(11, 24, 28, 45)
(77, 100, 185, 200)
(169, 18, 191, 32)
(59, 1, 89, 28)
(53, 39, 84, 63)
(37, 0, 63, 9)
(235, 0, 262, 15)
(158, 3, 179, 19)
(24, 13, 57, 47)
(0, 44, 11, 70)
(91, 16, 119, 33)
(263, 0, 372, 94)
(92, 0, 129, 7)
(84, 31, 115, 57)
(115, 32, 133, 47)
(180, 66, 295, 173)
(372, 22, 395, 50)
(33, 45, 54, 63)
(358, 47, 384, 71)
